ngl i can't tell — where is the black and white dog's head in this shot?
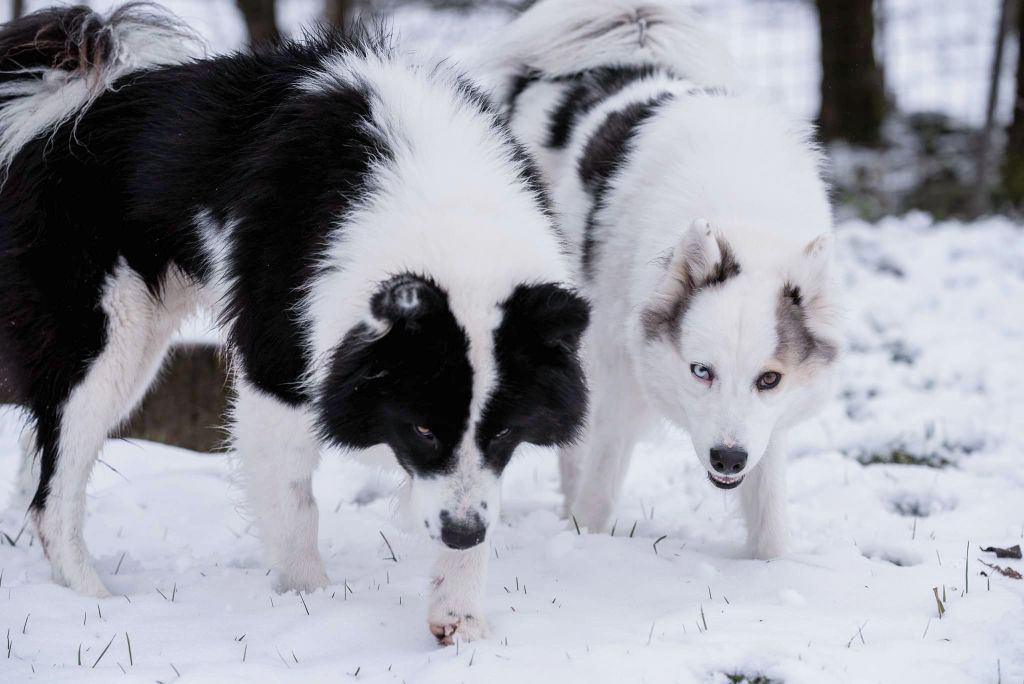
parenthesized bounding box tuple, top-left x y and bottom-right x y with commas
(319, 274, 589, 549)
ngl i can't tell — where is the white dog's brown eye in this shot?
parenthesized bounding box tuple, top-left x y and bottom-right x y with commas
(413, 425, 435, 439)
(756, 371, 782, 391)
(690, 363, 714, 383)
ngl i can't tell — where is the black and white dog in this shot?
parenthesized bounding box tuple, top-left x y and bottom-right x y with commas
(490, 0, 840, 558)
(0, 4, 589, 643)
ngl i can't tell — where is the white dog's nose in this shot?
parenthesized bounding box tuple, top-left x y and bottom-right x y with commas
(710, 446, 747, 474)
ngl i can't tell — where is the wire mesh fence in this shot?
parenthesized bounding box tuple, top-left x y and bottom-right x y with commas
(694, 0, 1019, 128)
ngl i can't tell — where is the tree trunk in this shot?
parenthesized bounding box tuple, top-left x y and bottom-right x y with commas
(815, 0, 887, 145)
(325, 0, 352, 27)
(1004, 0, 1024, 204)
(1, 344, 230, 453)
(236, 0, 280, 46)
(118, 344, 230, 453)
(12, 0, 25, 19)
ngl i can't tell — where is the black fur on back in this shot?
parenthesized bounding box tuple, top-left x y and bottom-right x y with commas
(0, 11, 402, 508)
(546, 65, 658, 150)
(576, 93, 674, 280)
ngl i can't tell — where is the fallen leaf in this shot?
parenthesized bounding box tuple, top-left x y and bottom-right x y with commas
(979, 560, 1022, 580)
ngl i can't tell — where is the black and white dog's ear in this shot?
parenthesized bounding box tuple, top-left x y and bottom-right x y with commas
(503, 283, 591, 353)
(369, 274, 443, 325)
(642, 219, 739, 341)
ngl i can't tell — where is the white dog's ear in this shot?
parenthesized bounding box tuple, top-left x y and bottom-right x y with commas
(641, 219, 739, 341)
(777, 234, 840, 364)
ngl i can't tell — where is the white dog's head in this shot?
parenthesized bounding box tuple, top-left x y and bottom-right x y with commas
(637, 219, 840, 489)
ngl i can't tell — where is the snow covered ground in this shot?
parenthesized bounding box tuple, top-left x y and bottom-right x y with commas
(1, 213, 1023, 683)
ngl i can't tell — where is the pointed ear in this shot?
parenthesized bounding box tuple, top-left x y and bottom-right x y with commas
(777, 234, 840, 364)
(369, 274, 443, 325)
(641, 219, 739, 341)
(503, 283, 591, 353)
(786, 234, 835, 307)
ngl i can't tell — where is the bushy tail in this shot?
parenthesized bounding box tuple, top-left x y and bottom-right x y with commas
(0, 2, 202, 172)
(487, 0, 736, 103)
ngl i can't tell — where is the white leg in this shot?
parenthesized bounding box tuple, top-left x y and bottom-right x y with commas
(568, 366, 646, 533)
(36, 263, 190, 597)
(232, 378, 327, 593)
(557, 442, 582, 518)
(741, 434, 788, 559)
(428, 541, 490, 645)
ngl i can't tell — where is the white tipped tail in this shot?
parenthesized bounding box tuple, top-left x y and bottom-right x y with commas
(0, 2, 203, 174)
(487, 0, 736, 101)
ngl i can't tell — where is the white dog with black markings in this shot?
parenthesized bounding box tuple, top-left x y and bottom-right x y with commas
(489, 0, 840, 558)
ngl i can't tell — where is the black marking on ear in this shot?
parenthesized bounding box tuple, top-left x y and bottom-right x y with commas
(641, 236, 741, 343)
(317, 277, 473, 478)
(476, 283, 590, 475)
(546, 65, 658, 149)
(776, 282, 838, 364)
(577, 93, 674, 280)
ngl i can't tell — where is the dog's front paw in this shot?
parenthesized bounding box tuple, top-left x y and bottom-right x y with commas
(748, 532, 787, 560)
(274, 556, 329, 594)
(429, 612, 490, 645)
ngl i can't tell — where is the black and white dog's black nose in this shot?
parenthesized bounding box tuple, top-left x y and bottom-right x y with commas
(710, 447, 747, 474)
(439, 511, 487, 550)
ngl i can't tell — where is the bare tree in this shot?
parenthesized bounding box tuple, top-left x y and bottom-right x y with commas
(815, 0, 887, 145)
(324, 0, 352, 27)
(12, 0, 26, 19)
(236, 0, 280, 46)
(1005, 0, 1024, 204)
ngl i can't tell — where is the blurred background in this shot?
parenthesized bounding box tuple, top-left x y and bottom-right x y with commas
(1, 0, 1021, 453)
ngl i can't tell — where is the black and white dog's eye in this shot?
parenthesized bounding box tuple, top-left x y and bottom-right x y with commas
(756, 371, 782, 391)
(495, 428, 512, 439)
(413, 425, 435, 440)
(690, 363, 714, 383)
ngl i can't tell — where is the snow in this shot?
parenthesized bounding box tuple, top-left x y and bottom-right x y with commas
(1, 2, 1022, 682)
(2, 213, 1023, 683)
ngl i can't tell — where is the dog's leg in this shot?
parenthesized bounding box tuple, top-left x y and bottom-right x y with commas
(32, 263, 187, 597)
(557, 442, 582, 517)
(741, 435, 788, 559)
(428, 541, 490, 645)
(566, 366, 644, 533)
(233, 378, 327, 593)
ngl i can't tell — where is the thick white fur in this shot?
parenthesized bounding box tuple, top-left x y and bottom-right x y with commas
(484, 0, 737, 98)
(500, 0, 839, 557)
(0, 5, 202, 176)
(30, 261, 196, 596)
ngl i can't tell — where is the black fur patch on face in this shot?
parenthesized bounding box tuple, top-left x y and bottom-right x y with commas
(577, 94, 674, 280)
(641, 236, 741, 343)
(546, 65, 658, 149)
(775, 283, 838, 364)
(476, 284, 590, 475)
(317, 275, 473, 478)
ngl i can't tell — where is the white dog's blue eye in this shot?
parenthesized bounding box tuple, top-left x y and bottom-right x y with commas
(690, 363, 714, 383)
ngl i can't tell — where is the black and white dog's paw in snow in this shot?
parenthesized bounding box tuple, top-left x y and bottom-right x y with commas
(0, 4, 589, 642)
(491, 0, 841, 557)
